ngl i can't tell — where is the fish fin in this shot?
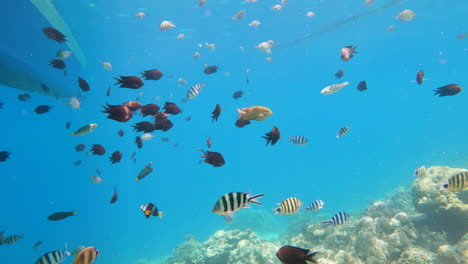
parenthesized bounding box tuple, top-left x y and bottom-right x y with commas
(72, 211, 77, 215)
(321, 221, 332, 227)
(247, 193, 264, 205)
(113, 77, 122, 85)
(236, 108, 245, 119)
(243, 204, 251, 208)
(273, 207, 280, 215)
(305, 251, 319, 263)
(223, 215, 232, 223)
(158, 212, 164, 218)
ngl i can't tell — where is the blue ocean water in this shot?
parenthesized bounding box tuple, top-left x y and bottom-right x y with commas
(0, 0, 467, 263)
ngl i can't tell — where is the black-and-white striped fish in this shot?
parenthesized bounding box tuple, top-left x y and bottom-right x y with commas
(35, 248, 70, 264)
(274, 197, 303, 215)
(71, 123, 98, 136)
(305, 200, 324, 212)
(71, 245, 86, 256)
(414, 166, 427, 177)
(212, 192, 264, 222)
(440, 171, 468, 191)
(321, 81, 349, 94)
(186, 83, 205, 99)
(322, 212, 350, 227)
(289, 136, 308, 145)
(336, 126, 350, 138)
(2, 234, 23, 245)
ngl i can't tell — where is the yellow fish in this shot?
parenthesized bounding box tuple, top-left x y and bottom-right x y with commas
(237, 106, 272, 121)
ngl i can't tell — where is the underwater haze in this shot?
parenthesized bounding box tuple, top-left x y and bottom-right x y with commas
(0, 0, 467, 263)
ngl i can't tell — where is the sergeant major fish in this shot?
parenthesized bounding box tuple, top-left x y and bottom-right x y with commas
(274, 197, 303, 215)
(289, 136, 308, 145)
(305, 200, 324, 212)
(35, 246, 70, 264)
(439, 171, 468, 191)
(322, 212, 350, 227)
(2, 234, 23, 245)
(336, 126, 350, 138)
(212, 192, 264, 223)
(187, 83, 205, 99)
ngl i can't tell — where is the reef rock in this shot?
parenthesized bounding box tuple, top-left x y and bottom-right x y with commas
(412, 166, 468, 242)
(165, 230, 279, 264)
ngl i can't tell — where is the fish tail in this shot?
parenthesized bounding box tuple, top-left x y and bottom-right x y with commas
(158, 212, 164, 218)
(305, 252, 319, 263)
(236, 108, 245, 119)
(114, 77, 122, 85)
(248, 193, 264, 205)
(321, 221, 332, 227)
(273, 208, 280, 215)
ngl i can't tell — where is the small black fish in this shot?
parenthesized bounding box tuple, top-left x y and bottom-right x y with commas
(211, 104, 222, 122)
(78, 77, 90, 92)
(357, 81, 367, 92)
(203, 65, 219, 75)
(65, 122, 71, 129)
(0, 151, 10, 162)
(34, 105, 52, 114)
(47, 211, 76, 221)
(73, 160, 82, 166)
(40, 84, 50, 93)
(135, 136, 143, 149)
(0, 100, 3, 109)
(106, 86, 111, 96)
(199, 148, 225, 167)
(276, 245, 319, 264)
(33, 241, 43, 250)
(416, 70, 424, 85)
(263, 126, 280, 146)
(110, 187, 118, 204)
(433, 84, 463, 97)
(18, 93, 32, 101)
(117, 129, 124, 137)
(49, 59, 65, 69)
(74, 144, 86, 152)
(334, 69, 344, 79)
(232, 90, 243, 100)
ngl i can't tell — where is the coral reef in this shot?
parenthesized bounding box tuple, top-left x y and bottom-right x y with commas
(165, 166, 467, 264)
(412, 166, 468, 243)
(165, 230, 278, 264)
